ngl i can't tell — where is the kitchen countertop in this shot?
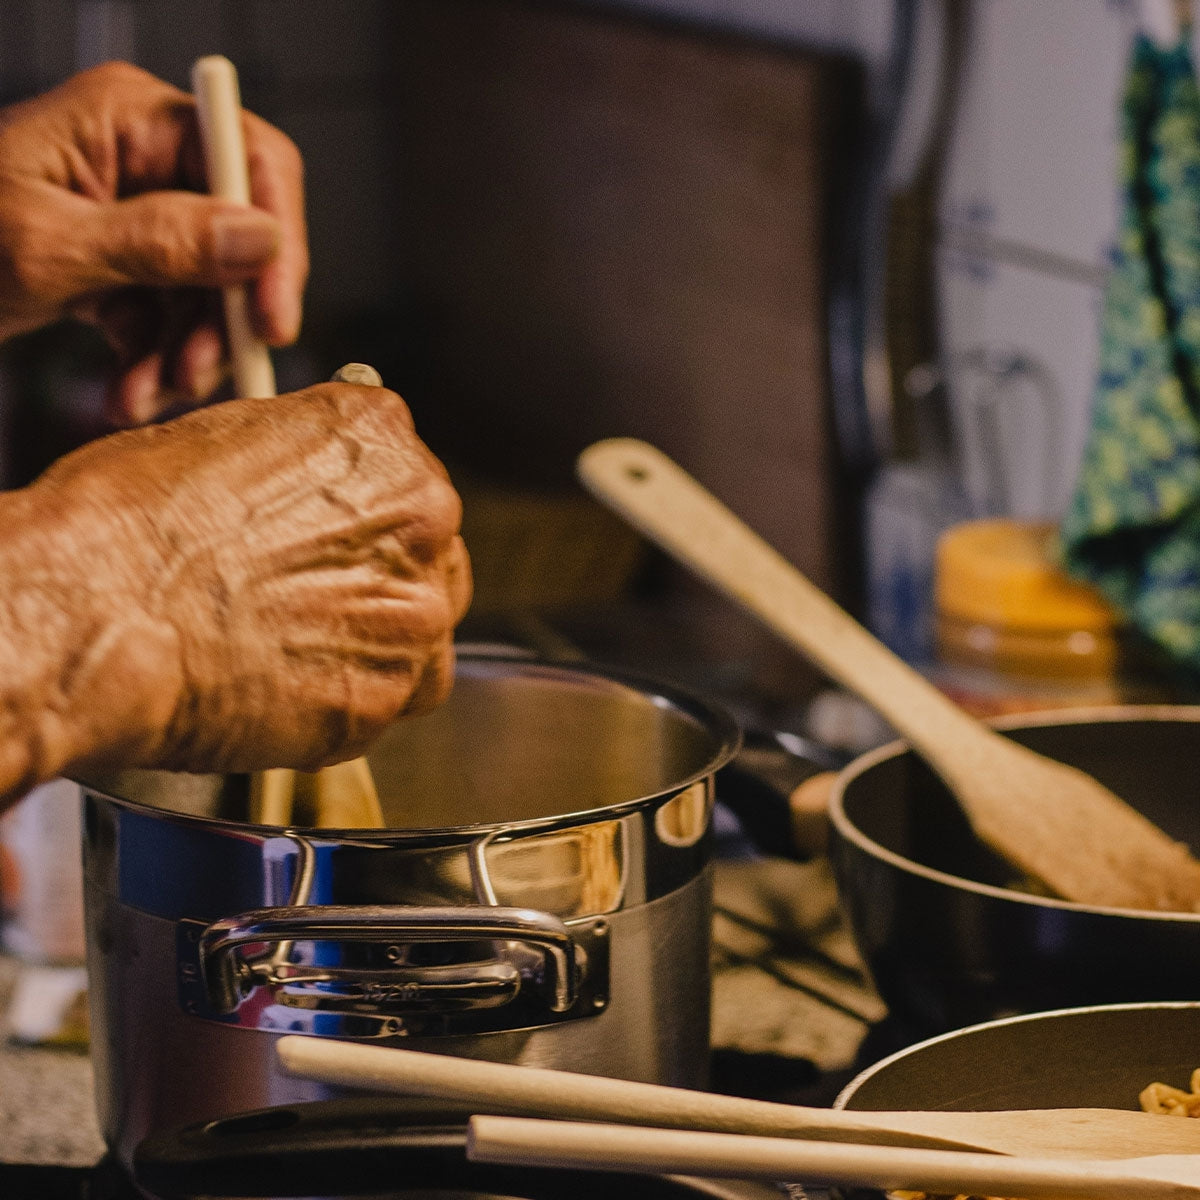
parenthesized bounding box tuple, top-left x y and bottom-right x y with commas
(0, 954, 106, 1169)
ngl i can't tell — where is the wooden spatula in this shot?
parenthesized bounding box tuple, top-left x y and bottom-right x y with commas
(275, 1037, 1200, 1162)
(192, 57, 384, 831)
(576, 438, 1200, 912)
(467, 1116, 1200, 1199)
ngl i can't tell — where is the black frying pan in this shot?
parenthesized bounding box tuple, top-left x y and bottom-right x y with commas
(828, 708, 1200, 1036)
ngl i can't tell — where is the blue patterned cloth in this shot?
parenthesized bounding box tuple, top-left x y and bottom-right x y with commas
(1060, 34, 1200, 676)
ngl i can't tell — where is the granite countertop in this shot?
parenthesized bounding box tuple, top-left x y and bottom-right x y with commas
(0, 954, 106, 1168)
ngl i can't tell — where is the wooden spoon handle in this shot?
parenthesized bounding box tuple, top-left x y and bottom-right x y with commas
(275, 1036, 978, 1152)
(275, 1037, 1200, 1160)
(577, 439, 982, 762)
(466, 1117, 1195, 1199)
(194, 56, 283, 823)
(191, 55, 276, 400)
(312, 757, 384, 829)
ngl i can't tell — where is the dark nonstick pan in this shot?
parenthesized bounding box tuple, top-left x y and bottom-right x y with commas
(828, 707, 1200, 1037)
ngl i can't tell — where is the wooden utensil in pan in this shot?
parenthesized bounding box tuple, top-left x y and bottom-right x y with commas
(466, 1116, 1200, 1200)
(275, 1037, 1200, 1162)
(192, 57, 383, 830)
(577, 438, 1200, 913)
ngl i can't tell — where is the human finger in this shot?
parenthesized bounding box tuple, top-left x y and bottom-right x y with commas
(244, 112, 308, 345)
(107, 350, 166, 426)
(170, 322, 226, 400)
(445, 535, 474, 626)
(86, 287, 223, 420)
(399, 639, 459, 720)
(80, 190, 281, 294)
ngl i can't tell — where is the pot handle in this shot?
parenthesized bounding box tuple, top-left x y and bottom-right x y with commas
(716, 727, 850, 860)
(186, 904, 593, 1023)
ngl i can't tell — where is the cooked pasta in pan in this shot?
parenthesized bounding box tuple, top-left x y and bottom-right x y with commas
(1139, 1067, 1200, 1116)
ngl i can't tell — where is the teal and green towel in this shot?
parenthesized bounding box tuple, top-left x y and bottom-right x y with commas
(1060, 32, 1200, 676)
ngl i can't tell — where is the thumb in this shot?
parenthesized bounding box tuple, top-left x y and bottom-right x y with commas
(85, 193, 281, 291)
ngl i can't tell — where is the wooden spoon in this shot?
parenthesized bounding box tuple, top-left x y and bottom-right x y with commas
(192, 57, 384, 830)
(275, 1037, 1200, 1161)
(576, 438, 1200, 912)
(467, 1116, 1200, 1200)
(191, 55, 277, 399)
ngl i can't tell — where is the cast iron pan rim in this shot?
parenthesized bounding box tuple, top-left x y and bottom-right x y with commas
(74, 647, 744, 840)
(827, 704, 1200, 922)
(831, 998, 1200, 1111)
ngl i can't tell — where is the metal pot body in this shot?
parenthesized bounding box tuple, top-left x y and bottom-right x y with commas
(81, 653, 739, 1169)
(828, 708, 1200, 1036)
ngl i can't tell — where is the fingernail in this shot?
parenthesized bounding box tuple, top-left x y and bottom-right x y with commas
(213, 210, 279, 270)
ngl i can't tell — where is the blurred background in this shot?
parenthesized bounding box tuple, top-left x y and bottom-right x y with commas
(0, 0, 1166, 740)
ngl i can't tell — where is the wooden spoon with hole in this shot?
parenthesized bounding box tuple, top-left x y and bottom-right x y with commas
(577, 438, 1200, 912)
(193, 56, 383, 830)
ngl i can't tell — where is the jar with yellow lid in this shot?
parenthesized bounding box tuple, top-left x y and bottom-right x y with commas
(932, 518, 1168, 718)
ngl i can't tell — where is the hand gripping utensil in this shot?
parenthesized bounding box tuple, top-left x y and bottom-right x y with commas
(193, 56, 384, 830)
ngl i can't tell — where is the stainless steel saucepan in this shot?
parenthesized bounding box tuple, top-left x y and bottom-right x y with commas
(79, 648, 740, 1170)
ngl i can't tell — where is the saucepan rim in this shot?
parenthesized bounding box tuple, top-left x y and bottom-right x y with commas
(75, 648, 744, 840)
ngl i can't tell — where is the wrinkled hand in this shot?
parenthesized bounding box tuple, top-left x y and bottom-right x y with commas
(0, 61, 307, 422)
(0, 382, 471, 801)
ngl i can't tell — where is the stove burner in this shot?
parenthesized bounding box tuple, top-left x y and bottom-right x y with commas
(0, 1098, 789, 1200)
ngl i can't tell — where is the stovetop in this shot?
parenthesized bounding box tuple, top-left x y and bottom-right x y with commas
(0, 843, 899, 1200)
(0, 611, 897, 1200)
(0, 1153, 800, 1200)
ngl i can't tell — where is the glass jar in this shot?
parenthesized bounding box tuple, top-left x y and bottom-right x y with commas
(931, 519, 1164, 718)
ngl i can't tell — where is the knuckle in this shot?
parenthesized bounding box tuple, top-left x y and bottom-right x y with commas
(123, 203, 199, 281)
